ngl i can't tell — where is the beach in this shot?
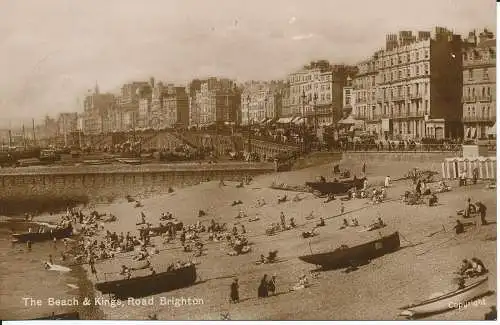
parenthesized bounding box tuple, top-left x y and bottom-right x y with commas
(68, 158, 497, 320)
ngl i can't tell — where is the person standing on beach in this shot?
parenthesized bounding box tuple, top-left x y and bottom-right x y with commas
(258, 275, 269, 298)
(362, 162, 366, 175)
(475, 201, 487, 226)
(268, 275, 277, 296)
(340, 203, 345, 215)
(230, 278, 239, 303)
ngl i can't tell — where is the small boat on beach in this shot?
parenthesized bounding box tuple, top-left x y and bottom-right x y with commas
(306, 177, 366, 196)
(95, 263, 197, 299)
(399, 277, 490, 318)
(11, 225, 73, 243)
(298, 231, 400, 269)
(116, 158, 142, 165)
(32, 311, 80, 320)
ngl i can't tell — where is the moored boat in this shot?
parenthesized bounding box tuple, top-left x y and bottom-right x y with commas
(95, 263, 197, 299)
(298, 231, 400, 269)
(399, 277, 490, 318)
(11, 224, 73, 243)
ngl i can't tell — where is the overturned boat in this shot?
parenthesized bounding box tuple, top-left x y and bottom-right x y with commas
(95, 264, 197, 299)
(399, 277, 490, 318)
(298, 231, 400, 269)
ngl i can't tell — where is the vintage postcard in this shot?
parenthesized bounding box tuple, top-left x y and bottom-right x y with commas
(0, 0, 496, 322)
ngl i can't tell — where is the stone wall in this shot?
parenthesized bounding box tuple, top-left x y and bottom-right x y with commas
(0, 163, 274, 215)
(342, 151, 458, 163)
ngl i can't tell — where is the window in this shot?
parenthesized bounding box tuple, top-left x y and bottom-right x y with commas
(416, 51, 419, 61)
(483, 68, 489, 80)
(407, 68, 410, 77)
(424, 64, 429, 75)
(407, 54, 410, 62)
(468, 69, 473, 80)
(398, 70, 402, 79)
(424, 50, 429, 59)
(416, 66, 419, 75)
(472, 88, 475, 97)
(487, 87, 490, 96)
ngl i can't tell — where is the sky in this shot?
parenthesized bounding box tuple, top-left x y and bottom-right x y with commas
(0, 0, 496, 126)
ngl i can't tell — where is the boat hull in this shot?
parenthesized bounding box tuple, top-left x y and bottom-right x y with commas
(12, 226, 73, 243)
(306, 177, 366, 195)
(95, 264, 197, 299)
(298, 231, 400, 269)
(402, 277, 489, 317)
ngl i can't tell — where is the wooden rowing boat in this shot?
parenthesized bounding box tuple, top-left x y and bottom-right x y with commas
(298, 231, 400, 269)
(399, 277, 489, 318)
(95, 263, 196, 299)
(305, 177, 366, 196)
(11, 225, 73, 243)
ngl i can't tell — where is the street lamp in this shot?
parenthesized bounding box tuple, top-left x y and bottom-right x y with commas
(313, 92, 318, 133)
(247, 95, 251, 154)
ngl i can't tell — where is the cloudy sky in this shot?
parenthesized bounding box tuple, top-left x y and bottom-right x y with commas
(0, 0, 495, 125)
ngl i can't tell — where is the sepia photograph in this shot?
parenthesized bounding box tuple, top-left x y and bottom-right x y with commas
(0, 0, 497, 322)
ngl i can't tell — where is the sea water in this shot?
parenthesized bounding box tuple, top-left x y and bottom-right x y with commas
(0, 219, 103, 320)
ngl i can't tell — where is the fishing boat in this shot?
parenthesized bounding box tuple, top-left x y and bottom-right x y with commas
(399, 277, 489, 318)
(11, 224, 73, 243)
(95, 263, 197, 299)
(32, 312, 80, 320)
(305, 177, 366, 196)
(148, 221, 184, 236)
(298, 231, 400, 269)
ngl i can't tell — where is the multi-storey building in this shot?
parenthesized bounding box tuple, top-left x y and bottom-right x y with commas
(56, 112, 78, 136)
(462, 28, 496, 139)
(241, 81, 284, 125)
(192, 78, 241, 126)
(354, 27, 463, 140)
(284, 61, 356, 127)
(118, 80, 150, 130)
(162, 86, 189, 128)
(82, 84, 116, 134)
(342, 76, 354, 118)
(352, 52, 379, 131)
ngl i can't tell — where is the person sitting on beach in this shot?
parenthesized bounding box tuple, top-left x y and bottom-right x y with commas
(324, 193, 335, 203)
(293, 194, 302, 202)
(316, 217, 325, 227)
(290, 275, 309, 291)
(278, 195, 287, 204)
(351, 218, 359, 227)
(377, 217, 385, 227)
(428, 194, 438, 206)
(289, 218, 296, 228)
(471, 258, 488, 276)
(454, 220, 465, 235)
(340, 218, 349, 229)
(259, 254, 266, 264)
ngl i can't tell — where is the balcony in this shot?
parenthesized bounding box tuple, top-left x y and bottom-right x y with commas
(408, 111, 425, 118)
(462, 96, 476, 103)
(392, 95, 406, 102)
(478, 95, 493, 102)
(463, 58, 495, 68)
(463, 115, 495, 122)
(409, 92, 422, 100)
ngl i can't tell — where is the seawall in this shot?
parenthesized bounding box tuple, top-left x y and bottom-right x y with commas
(342, 151, 459, 163)
(0, 162, 275, 215)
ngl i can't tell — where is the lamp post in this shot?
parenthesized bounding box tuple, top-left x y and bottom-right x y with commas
(313, 92, 318, 133)
(247, 95, 251, 154)
(301, 90, 307, 153)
